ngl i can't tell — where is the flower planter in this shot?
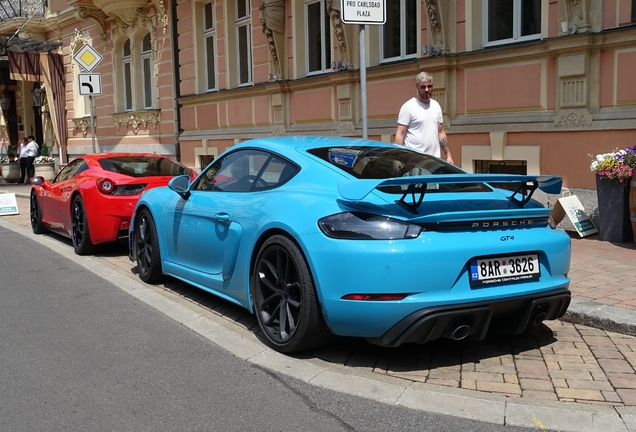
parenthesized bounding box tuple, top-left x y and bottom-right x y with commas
(34, 162, 56, 181)
(630, 171, 636, 242)
(1, 162, 20, 183)
(596, 174, 633, 243)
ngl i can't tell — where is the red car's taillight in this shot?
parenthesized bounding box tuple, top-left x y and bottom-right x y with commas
(96, 178, 147, 196)
(97, 178, 115, 194)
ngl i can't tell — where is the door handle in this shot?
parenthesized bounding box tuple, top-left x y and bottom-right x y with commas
(213, 212, 230, 222)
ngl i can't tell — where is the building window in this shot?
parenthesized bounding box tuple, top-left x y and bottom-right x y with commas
(381, 0, 416, 61)
(204, 2, 217, 91)
(122, 39, 133, 111)
(141, 33, 153, 109)
(484, 0, 541, 47)
(306, 0, 331, 73)
(236, 0, 251, 85)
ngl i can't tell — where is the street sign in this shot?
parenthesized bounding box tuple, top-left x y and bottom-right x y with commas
(78, 73, 102, 95)
(0, 193, 19, 216)
(73, 44, 103, 72)
(341, 0, 386, 25)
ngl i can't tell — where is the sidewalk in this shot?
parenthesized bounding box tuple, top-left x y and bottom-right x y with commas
(2, 179, 636, 430)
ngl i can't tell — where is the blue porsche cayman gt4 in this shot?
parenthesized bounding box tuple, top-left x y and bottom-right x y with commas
(129, 136, 571, 353)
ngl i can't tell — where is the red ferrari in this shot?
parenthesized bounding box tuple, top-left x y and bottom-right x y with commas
(29, 153, 194, 255)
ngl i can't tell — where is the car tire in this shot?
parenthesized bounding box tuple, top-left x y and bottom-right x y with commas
(71, 195, 94, 255)
(30, 191, 47, 234)
(134, 209, 163, 283)
(251, 235, 332, 353)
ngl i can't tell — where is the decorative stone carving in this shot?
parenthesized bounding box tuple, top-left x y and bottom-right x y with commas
(553, 110, 593, 128)
(113, 111, 160, 134)
(0, 125, 6, 137)
(336, 122, 355, 136)
(74, 5, 107, 42)
(272, 125, 287, 136)
(258, 0, 285, 80)
(72, 118, 92, 137)
(425, 0, 446, 52)
(565, 0, 590, 33)
(149, 0, 169, 35)
(326, 0, 350, 66)
(93, 0, 147, 26)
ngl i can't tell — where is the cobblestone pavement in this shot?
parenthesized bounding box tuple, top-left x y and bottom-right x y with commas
(2, 187, 635, 411)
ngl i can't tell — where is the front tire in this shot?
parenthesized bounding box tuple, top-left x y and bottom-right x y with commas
(251, 235, 331, 353)
(30, 191, 47, 234)
(71, 196, 94, 255)
(134, 209, 163, 283)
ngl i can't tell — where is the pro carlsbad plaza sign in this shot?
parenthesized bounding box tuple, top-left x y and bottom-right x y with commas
(341, 0, 386, 25)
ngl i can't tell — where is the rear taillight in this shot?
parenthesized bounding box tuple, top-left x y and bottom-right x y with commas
(96, 179, 147, 196)
(97, 178, 115, 194)
(341, 294, 409, 301)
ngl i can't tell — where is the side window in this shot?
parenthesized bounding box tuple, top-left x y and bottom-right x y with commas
(306, 0, 331, 73)
(141, 33, 153, 109)
(203, 2, 217, 91)
(195, 150, 297, 192)
(236, 0, 252, 86)
(381, 0, 416, 62)
(54, 159, 88, 183)
(484, 0, 541, 47)
(122, 39, 133, 111)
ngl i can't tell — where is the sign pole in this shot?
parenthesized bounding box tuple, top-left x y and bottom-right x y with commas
(341, 1, 385, 140)
(89, 95, 96, 153)
(359, 24, 367, 139)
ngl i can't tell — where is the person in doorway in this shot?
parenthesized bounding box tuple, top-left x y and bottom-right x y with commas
(25, 135, 39, 181)
(17, 137, 29, 184)
(394, 71, 454, 165)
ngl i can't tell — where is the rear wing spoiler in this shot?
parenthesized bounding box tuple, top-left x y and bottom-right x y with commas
(338, 174, 562, 214)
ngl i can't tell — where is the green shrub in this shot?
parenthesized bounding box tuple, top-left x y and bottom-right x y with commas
(40, 142, 48, 156)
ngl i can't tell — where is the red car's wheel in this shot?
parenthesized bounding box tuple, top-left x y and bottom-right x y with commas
(71, 196, 94, 255)
(30, 191, 47, 234)
(251, 235, 332, 353)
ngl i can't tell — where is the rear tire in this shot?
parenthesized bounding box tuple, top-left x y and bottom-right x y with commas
(71, 196, 94, 255)
(251, 235, 332, 353)
(134, 209, 163, 283)
(30, 191, 47, 234)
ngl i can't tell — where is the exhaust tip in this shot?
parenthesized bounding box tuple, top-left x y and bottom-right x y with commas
(532, 311, 548, 327)
(445, 324, 471, 341)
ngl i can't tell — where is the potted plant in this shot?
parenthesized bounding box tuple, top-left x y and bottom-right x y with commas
(33, 145, 56, 181)
(1, 145, 20, 183)
(589, 145, 636, 243)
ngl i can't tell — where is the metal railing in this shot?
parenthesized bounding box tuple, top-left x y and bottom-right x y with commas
(0, 0, 45, 22)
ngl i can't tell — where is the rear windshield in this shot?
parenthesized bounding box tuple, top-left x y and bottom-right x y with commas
(99, 156, 192, 178)
(307, 146, 490, 193)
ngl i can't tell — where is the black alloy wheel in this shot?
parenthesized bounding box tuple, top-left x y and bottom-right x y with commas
(30, 191, 47, 234)
(135, 209, 163, 283)
(71, 195, 94, 255)
(252, 235, 331, 353)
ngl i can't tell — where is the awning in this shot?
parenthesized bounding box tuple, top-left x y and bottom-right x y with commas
(0, 36, 62, 55)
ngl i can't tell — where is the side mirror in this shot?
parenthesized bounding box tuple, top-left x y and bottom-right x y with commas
(168, 175, 191, 199)
(30, 176, 44, 187)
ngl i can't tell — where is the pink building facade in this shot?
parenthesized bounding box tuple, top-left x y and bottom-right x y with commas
(0, 1, 635, 191)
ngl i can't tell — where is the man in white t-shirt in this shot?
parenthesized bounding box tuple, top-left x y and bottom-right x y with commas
(18, 137, 29, 184)
(25, 135, 39, 181)
(394, 71, 454, 164)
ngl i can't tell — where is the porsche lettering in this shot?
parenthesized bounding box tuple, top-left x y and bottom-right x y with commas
(471, 220, 535, 228)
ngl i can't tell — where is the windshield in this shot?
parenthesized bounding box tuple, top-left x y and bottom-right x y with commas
(307, 146, 490, 193)
(98, 156, 192, 178)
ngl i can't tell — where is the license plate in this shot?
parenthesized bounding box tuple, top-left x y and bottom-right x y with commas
(469, 254, 540, 286)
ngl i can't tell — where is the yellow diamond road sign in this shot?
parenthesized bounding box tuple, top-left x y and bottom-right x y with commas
(73, 44, 103, 72)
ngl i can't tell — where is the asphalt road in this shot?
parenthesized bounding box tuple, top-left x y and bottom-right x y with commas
(0, 225, 541, 431)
